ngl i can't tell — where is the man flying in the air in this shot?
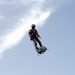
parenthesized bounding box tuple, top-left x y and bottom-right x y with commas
(28, 24, 42, 50)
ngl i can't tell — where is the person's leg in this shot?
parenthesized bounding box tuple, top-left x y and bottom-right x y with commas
(33, 39, 39, 49)
(33, 39, 37, 46)
(35, 37, 42, 47)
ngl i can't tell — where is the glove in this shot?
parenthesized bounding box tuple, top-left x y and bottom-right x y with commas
(39, 36, 41, 39)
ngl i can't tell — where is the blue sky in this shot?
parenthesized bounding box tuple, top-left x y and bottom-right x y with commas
(0, 0, 75, 75)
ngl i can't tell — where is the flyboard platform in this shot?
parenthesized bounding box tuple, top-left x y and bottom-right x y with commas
(36, 46, 47, 55)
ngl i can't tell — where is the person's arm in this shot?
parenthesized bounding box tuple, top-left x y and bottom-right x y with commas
(36, 29, 41, 38)
(29, 30, 32, 40)
(29, 32, 32, 37)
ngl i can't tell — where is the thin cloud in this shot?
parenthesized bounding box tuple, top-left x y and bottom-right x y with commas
(0, 0, 63, 57)
(0, 15, 6, 20)
(0, 0, 45, 5)
(0, 9, 50, 57)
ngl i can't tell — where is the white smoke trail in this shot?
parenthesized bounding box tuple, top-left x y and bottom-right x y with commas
(0, 0, 63, 57)
(0, 9, 51, 56)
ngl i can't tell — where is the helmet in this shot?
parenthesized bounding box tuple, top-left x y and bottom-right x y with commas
(31, 24, 36, 29)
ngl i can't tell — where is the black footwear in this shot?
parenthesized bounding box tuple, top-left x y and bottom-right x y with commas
(36, 47, 39, 49)
(38, 50, 43, 54)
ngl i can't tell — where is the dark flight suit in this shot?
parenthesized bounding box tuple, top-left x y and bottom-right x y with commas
(29, 29, 42, 48)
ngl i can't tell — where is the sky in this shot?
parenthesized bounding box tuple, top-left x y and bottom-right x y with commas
(0, 0, 75, 75)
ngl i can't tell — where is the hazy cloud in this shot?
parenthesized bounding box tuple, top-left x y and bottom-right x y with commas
(0, 15, 6, 20)
(0, 0, 63, 57)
